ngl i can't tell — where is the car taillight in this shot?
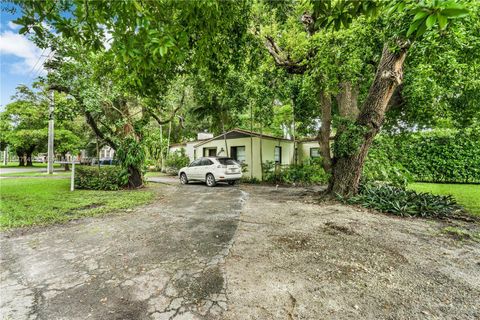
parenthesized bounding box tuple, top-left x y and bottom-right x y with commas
(217, 165, 227, 168)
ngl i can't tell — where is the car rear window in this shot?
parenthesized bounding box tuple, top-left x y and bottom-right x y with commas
(217, 158, 238, 165)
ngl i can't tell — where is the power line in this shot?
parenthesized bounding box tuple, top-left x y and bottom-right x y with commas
(31, 50, 54, 79)
(27, 47, 47, 77)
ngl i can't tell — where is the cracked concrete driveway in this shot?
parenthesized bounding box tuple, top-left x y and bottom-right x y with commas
(1, 182, 246, 320)
(2, 181, 479, 320)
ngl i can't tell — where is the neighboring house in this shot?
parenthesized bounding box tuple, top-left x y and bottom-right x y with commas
(169, 132, 214, 162)
(169, 128, 322, 180)
(99, 145, 115, 160)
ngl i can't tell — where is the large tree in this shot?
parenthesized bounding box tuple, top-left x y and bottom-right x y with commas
(11, 0, 251, 187)
(256, 0, 473, 196)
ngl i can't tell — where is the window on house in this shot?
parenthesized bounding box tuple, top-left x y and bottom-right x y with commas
(203, 147, 217, 157)
(274, 146, 282, 164)
(230, 146, 246, 163)
(310, 148, 321, 158)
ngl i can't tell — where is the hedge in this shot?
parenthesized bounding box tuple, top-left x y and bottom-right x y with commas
(74, 165, 128, 190)
(365, 127, 480, 184)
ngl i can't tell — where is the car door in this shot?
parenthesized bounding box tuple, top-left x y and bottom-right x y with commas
(198, 158, 214, 181)
(185, 159, 201, 180)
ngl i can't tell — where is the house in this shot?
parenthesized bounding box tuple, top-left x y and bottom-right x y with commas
(169, 129, 321, 180)
(169, 132, 214, 162)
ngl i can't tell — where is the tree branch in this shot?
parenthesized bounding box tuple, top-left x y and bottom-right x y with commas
(85, 111, 117, 149)
(264, 36, 307, 74)
(151, 90, 185, 125)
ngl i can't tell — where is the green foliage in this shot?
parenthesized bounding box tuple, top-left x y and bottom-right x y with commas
(115, 138, 145, 172)
(363, 141, 414, 187)
(165, 149, 190, 175)
(333, 118, 368, 158)
(366, 127, 480, 183)
(263, 159, 330, 185)
(344, 184, 462, 218)
(74, 166, 128, 191)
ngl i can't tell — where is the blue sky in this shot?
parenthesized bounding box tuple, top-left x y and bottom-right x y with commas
(1, 7, 49, 109)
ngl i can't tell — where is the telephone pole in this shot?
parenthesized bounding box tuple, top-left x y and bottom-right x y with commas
(47, 90, 54, 174)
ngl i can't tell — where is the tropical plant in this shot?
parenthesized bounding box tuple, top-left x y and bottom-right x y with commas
(344, 183, 463, 218)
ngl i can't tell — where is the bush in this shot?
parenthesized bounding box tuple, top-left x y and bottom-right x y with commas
(165, 149, 190, 175)
(365, 126, 480, 184)
(343, 183, 462, 218)
(263, 159, 330, 185)
(74, 165, 128, 190)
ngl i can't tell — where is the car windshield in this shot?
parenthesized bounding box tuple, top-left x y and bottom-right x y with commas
(217, 158, 238, 165)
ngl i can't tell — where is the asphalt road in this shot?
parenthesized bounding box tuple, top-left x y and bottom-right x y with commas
(0, 182, 246, 320)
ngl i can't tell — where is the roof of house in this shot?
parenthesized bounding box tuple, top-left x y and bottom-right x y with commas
(194, 128, 293, 148)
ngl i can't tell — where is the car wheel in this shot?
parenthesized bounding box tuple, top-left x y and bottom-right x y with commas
(180, 173, 188, 184)
(228, 180, 236, 185)
(206, 173, 216, 187)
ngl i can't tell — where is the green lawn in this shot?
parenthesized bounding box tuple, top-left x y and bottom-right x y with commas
(409, 183, 480, 217)
(145, 171, 170, 178)
(0, 162, 61, 168)
(0, 171, 71, 177)
(0, 178, 155, 229)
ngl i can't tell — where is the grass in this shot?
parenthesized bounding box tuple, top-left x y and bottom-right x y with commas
(145, 171, 170, 178)
(0, 171, 71, 177)
(409, 183, 480, 217)
(0, 177, 155, 229)
(0, 162, 61, 168)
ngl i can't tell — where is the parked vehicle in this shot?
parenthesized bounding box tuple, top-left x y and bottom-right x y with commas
(178, 157, 242, 187)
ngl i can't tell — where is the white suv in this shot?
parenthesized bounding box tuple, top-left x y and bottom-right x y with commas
(178, 157, 242, 187)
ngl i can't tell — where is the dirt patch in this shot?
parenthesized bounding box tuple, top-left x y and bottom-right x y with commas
(175, 267, 224, 303)
(275, 233, 313, 251)
(224, 184, 480, 320)
(324, 221, 358, 235)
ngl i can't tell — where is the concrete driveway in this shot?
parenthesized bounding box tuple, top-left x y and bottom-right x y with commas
(2, 181, 479, 320)
(0, 183, 246, 320)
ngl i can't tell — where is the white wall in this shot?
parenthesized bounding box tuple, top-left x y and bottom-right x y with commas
(195, 136, 295, 180)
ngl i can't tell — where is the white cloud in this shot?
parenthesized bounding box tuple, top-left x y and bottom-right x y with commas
(0, 30, 49, 76)
(7, 21, 20, 30)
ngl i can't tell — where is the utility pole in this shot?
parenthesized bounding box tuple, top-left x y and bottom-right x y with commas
(47, 90, 54, 174)
(3, 145, 7, 166)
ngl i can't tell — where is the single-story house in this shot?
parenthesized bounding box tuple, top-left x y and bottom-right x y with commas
(169, 129, 321, 180)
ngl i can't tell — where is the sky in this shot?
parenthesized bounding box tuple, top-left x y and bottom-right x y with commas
(1, 6, 49, 109)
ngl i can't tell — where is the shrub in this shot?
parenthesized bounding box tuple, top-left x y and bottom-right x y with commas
(343, 183, 462, 218)
(263, 159, 330, 185)
(74, 165, 128, 190)
(365, 126, 480, 184)
(165, 149, 190, 175)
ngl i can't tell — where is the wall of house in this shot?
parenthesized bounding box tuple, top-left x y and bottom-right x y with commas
(169, 142, 197, 162)
(195, 137, 295, 180)
(298, 141, 321, 163)
(169, 145, 185, 154)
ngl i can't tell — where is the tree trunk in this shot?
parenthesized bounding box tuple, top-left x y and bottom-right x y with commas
(336, 82, 359, 120)
(17, 151, 25, 166)
(26, 152, 33, 166)
(62, 153, 70, 171)
(317, 92, 332, 174)
(127, 165, 143, 189)
(329, 42, 409, 197)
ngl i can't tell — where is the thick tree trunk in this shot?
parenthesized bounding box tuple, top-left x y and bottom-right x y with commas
(329, 42, 409, 197)
(317, 92, 332, 174)
(17, 152, 25, 166)
(26, 152, 33, 166)
(336, 82, 359, 120)
(127, 165, 144, 189)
